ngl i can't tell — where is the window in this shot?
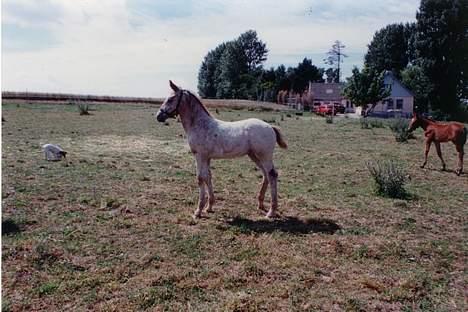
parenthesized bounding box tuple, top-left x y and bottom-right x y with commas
(396, 99, 403, 109)
(387, 99, 394, 110)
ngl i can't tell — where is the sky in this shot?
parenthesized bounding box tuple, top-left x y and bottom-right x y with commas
(2, 0, 420, 97)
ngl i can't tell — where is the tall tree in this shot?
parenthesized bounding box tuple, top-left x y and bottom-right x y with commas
(400, 65, 433, 113)
(236, 30, 268, 71)
(414, 0, 468, 119)
(325, 68, 339, 83)
(197, 43, 227, 98)
(198, 30, 268, 99)
(290, 58, 324, 92)
(215, 41, 247, 99)
(343, 67, 390, 116)
(364, 23, 416, 77)
(324, 40, 347, 83)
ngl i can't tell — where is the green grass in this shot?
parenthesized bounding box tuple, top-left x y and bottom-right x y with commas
(2, 102, 467, 311)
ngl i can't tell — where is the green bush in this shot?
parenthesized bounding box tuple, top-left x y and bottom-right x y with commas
(326, 115, 333, 124)
(368, 118, 385, 128)
(360, 117, 385, 129)
(367, 160, 408, 199)
(388, 118, 412, 142)
(360, 118, 371, 129)
(75, 101, 90, 115)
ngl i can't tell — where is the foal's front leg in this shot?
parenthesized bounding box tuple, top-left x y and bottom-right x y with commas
(421, 140, 432, 168)
(194, 155, 209, 218)
(434, 142, 446, 171)
(455, 144, 464, 176)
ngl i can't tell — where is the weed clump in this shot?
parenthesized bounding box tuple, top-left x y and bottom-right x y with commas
(325, 115, 333, 124)
(388, 118, 412, 142)
(360, 117, 384, 129)
(72, 100, 90, 115)
(367, 160, 408, 199)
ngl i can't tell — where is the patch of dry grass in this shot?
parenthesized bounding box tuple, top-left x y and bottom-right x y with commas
(2, 102, 467, 311)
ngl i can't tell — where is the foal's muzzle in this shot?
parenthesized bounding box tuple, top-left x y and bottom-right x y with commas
(156, 110, 169, 122)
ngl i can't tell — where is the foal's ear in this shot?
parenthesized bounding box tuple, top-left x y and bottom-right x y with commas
(169, 80, 180, 92)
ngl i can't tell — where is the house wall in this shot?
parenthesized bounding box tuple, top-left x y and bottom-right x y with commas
(372, 96, 413, 113)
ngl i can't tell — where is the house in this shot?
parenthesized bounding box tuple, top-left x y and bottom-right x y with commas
(355, 70, 414, 118)
(307, 82, 353, 112)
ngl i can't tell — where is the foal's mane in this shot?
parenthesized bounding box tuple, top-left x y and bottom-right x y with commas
(185, 90, 212, 117)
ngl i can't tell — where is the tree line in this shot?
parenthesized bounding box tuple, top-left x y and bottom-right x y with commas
(344, 0, 467, 121)
(197, 30, 332, 102)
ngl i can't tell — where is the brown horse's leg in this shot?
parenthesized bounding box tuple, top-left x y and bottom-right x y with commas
(434, 142, 446, 171)
(421, 140, 432, 168)
(455, 144, 464, 176)
(248, 153, 268, 211)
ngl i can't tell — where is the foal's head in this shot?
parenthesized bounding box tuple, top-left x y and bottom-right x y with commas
(156, 80, 184, 122)
(408, 112, 423, 132)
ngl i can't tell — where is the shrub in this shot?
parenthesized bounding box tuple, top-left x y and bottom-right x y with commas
(388, 118, 412, 142)
(360, 117, 385, 129)
(325, 115, 333, 124)
(367, 160, 408, 199)
(368, 118, 385, 128)
(360, 118, 371, 129)
(76, 101, 90, 115)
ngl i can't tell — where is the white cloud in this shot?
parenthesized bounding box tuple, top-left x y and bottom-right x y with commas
(2, 0, 419, 97)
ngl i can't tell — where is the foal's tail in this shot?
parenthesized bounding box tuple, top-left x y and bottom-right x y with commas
(272, 126, 288, 149)
(462, 127, 467, 146)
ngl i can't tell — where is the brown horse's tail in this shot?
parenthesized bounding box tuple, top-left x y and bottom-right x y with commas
(272, 126, 288, 149)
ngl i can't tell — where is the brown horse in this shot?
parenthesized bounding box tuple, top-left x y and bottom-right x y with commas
(408, 113, 467, 175)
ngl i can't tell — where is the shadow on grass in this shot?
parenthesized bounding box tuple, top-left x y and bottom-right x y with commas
(2, 219, 21, 236)
(425, 167, 465, 176)
(226, 216, 341, 235)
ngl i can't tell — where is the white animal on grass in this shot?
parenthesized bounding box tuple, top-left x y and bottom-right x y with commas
(155, 81, 288, 219)
(42, 144, 67, 161)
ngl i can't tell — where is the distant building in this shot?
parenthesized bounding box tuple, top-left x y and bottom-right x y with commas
(307, 82, 353, 112)
(355, 70, 414, 118)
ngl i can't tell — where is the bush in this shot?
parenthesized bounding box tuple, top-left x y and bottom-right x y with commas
(325, 115, 333, 124)
(360, 118, 371, 129)
(388, 118, 412, 142)
(368, 118, 385, 128)
(360, 117, 385, 129)
(367, 160, 408, 199)
(76, 101, 90, 115)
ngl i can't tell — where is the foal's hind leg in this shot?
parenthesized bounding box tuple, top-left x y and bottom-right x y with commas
(248, 153, 268, 211)
(434, 142, 446, 171)
(204, 166, 215, 213)
(262, 160, 279, 218)
(455, 144, 464, 176)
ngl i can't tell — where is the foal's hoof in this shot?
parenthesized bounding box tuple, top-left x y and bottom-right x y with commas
(420, 165, 425, 169)
(204, 208, 214, 213)
(455, 169, 462, 176)
(266, 211, 279, 218)
(193, 211, 202, 219)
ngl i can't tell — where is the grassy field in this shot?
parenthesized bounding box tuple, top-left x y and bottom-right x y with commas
(2, 102, 467, 311)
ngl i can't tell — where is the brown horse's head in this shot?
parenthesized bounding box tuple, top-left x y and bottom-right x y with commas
(408, 112, 422, 132)
(156, 80, 183, 122)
